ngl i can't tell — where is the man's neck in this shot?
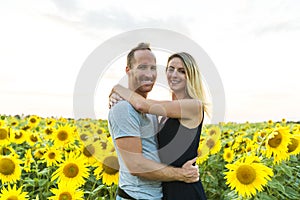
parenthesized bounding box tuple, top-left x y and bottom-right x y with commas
(136, 91, 148, 98)
(128, 85, 148, 98)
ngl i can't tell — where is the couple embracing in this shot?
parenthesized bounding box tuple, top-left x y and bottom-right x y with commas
(108, 42, 209, 200)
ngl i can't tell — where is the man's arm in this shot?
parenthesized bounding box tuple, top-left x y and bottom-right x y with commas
(116, 136, 199, 183)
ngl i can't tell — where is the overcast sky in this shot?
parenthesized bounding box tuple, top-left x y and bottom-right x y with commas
(1, 0, 299, 123)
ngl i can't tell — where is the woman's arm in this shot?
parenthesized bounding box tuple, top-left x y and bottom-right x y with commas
(113, 84, 202, 120)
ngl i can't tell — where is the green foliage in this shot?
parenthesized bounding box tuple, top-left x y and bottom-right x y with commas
(200, 121, 300, 200)
(0, 114, 299, 199)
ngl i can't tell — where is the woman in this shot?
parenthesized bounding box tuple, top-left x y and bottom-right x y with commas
(112, 52, 209, 200)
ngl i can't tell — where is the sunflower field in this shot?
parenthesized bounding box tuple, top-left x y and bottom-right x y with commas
(0, 114, 299, 200)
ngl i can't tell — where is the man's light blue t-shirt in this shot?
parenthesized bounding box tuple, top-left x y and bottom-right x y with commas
(108, 101, 162, 200)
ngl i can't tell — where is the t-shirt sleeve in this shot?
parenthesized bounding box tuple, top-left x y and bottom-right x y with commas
(108, 101, 140, 139)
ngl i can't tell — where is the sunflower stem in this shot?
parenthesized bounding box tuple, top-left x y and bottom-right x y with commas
(87, 177, 98, 200)
(109, 184, 117, 200)
(202, 155, 209, 190)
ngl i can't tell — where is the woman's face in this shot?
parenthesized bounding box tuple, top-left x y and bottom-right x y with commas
(166, 57, 187, 92)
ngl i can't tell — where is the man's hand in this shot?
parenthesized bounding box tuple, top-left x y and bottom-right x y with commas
(180, 157, 199, 183)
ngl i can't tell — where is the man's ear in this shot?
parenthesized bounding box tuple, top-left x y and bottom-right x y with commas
(125, 66, 130, 73)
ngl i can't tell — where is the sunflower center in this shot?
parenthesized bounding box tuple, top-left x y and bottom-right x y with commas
(63, 163, 79, 178)
(209, 129, 216, 136)
(7, 196, 18, 200)
(47, 120, 54, 126)
(22, 125, 30, 131)
(30, 118, 37, 123)
(30, 135, 38, 142)
(0, 158, 16, 175)
(236, 164, 256, 185)
(226, 152, 232, 159)
(102, 156, 119, 175)
(58, 130, 68, 141)
(59, 192, 72, 200)
(288, 138, 298, 153)
(2, 147, 11, 155)
(260, 132, 266, 138)
(45, 128, 53, 135)
(36, 150, 45, 158)
(80, 134, 88, 141)
(268, 132, 282, 148)
(101, 141, 107, 150)
(246, 147, 252, 152)
(15, 131, 23, 139)
(0, 128, 8, 140)
(206, 138, 215, 149)
(83, 144, 95, 157)
(97, 129, 103, 134)
(48, 152, 56, 159)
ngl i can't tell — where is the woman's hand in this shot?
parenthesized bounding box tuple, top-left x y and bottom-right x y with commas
(108, 90, 124, 109)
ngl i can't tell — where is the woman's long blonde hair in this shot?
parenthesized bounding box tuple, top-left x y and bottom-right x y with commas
(167, 52, 211, 118)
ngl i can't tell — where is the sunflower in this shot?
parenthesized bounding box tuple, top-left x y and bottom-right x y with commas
(265, 127, 291, 164)
(20, 125, 31, 132)
(80, 141, 104, 164)
(53, 124, 76, 147)
(51, 152, 89, 187)
(48, 182, 84, 200)
(0, 119, 6, 128)
(90, 137, 115, 157)
(275, 123, 281, 128)
(94, 153, 119, 186)
(10, 129, 27, 144)
(26, 130, 41, 147)
(27, 115, 41, 128)
(206, 126, 221, 140)
(0, 184, 28, 200)
(223, 148, 235, 163)
(43, 126, 55, 140)
(204, 136, 222, 155)
(9, 118, 19, 127)
(253, 131, 264, 143)
(287, 134, 300, 156)
(46, 117, 56, 127)
(0, 127, 10, 146)
(224, 156, 274, 198)
(58, 117, 67, 123)
(281, 118, 286, 124)
(0, 146, 17, 157)
(96, 127, 107, 136)
(42, 147, 63, 167)
(222, 130, 231, 139)
(196, 143, 210, 164)
(232, 135, 243, 152)
(33, 147, 46, 159)
(224, 141, 233, 149)
(0, 155, 22, 183)
(244, 143, 257, 154)
(77, 130, 94, 144)
(267, 120, 273, 126)
(23, 149, 35, 173)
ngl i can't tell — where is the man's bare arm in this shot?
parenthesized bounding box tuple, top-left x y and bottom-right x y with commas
(116, 136, 199, 183)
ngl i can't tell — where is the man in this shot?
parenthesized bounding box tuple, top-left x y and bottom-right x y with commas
(108, 43, 199, 200)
